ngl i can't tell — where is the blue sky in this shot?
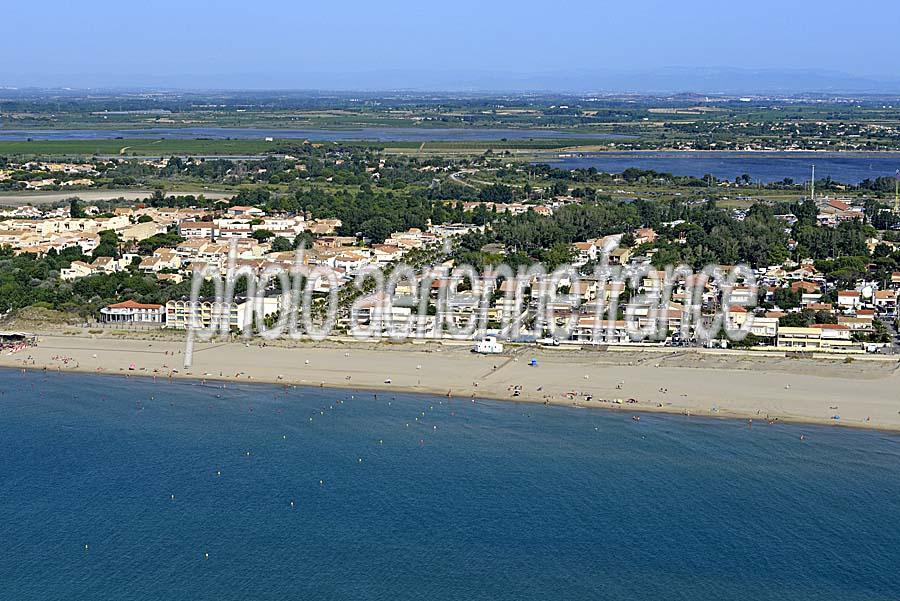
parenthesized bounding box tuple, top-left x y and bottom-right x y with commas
(3, 0, 898, 91)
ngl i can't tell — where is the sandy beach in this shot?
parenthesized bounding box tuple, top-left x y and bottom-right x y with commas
(4, 334, 900, 432)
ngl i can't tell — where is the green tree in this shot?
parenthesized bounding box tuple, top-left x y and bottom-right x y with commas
(251, 229, 275, 242)
(270, 236, 293, 252)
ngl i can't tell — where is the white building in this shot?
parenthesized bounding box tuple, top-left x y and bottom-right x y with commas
(164, 297, 282, 331)
(100, 300, 165, 324)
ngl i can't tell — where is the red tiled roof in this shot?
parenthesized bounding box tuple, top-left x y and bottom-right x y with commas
(107, 300, 162, 310)
(806, 303, 834, 311)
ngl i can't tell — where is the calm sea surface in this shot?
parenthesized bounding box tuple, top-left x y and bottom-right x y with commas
(1, 369, 898, 600)
(540, 151, 900, 184)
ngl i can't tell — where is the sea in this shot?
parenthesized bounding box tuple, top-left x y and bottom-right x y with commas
(1, 369, 898, 600)
(539, 151, 900, 184)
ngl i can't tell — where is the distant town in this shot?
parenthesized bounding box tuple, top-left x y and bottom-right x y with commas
(2, 134, 899, 354)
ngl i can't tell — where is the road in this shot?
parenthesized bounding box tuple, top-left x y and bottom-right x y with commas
(449, 170, 477, 188)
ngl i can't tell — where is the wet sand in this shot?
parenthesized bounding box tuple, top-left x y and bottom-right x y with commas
(4, 335, 900, 432)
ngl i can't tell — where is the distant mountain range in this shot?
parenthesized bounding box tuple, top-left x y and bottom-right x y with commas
(307, 67, 900, 95)
(3, 67, 900, 96)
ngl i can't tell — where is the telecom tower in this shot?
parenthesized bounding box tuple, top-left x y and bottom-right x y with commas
(894, 169, 899, 213)
(810, 164, 815, 201)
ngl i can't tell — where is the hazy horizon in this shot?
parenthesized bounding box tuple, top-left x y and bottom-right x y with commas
(4, 0, 900, 94)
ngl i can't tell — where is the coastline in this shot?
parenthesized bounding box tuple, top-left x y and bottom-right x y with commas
(4, 334, 900, 433)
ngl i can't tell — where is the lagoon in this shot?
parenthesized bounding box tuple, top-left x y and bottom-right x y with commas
(539, 151, 900, 184)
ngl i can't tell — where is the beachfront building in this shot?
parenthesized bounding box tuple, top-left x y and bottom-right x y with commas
(837, 315, 875, 335)
(164, 297, 282, 331)
(776, 327, 823, 349)
(811, 323, 854, 346)
(100, 300, 165, 324)
(776, 325, 856, 351)
(747, 316, 779, 341)
(349, 302, 418, 338)
(569, 317, 631, 345)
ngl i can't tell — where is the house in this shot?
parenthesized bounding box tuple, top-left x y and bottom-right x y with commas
(139, 249, 181, 273)
(429, 223, 484, 240)
(308, 219, 342, 235)
(633, 228, 657, 245)
(349, 292, 417, 337)
(121, 220, 164, 242)
(725, 304, 748, 329)
(218, 227, 253, 239)
(0, 229, 40, 248)
(334, 251, 372, 275)
(729, 286, 756, 306)
(748, 316, 779, 340)
(60, 261, 96, 281)
(810, 323, 852, 343)
(226, 206, 265, 218)
(259, 216, 306, 238)
(315, 236, 358, 249)
(572, 242, 597, 266)
(805, 302, 835, 314)
(370, 244, 404, 264)
(638, 308, 684, 333)
(388, 228, 438, 249)
(791, 281, 820, 294)
(837, 316, 874, 334)
(100, 300, 165, 324)
(800, 293, 823, 306)
(90, 255, 133, 274)
(178, 221, 218, 238)
(60, 178, 95, 187)
(609, 246, 632, 265)
(569, 317, 631, 344)
(874, 290, 897, 313)
(837, 290, 861, 310)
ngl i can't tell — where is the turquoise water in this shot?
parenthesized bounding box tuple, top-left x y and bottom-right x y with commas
(1, 369, 899, 600)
